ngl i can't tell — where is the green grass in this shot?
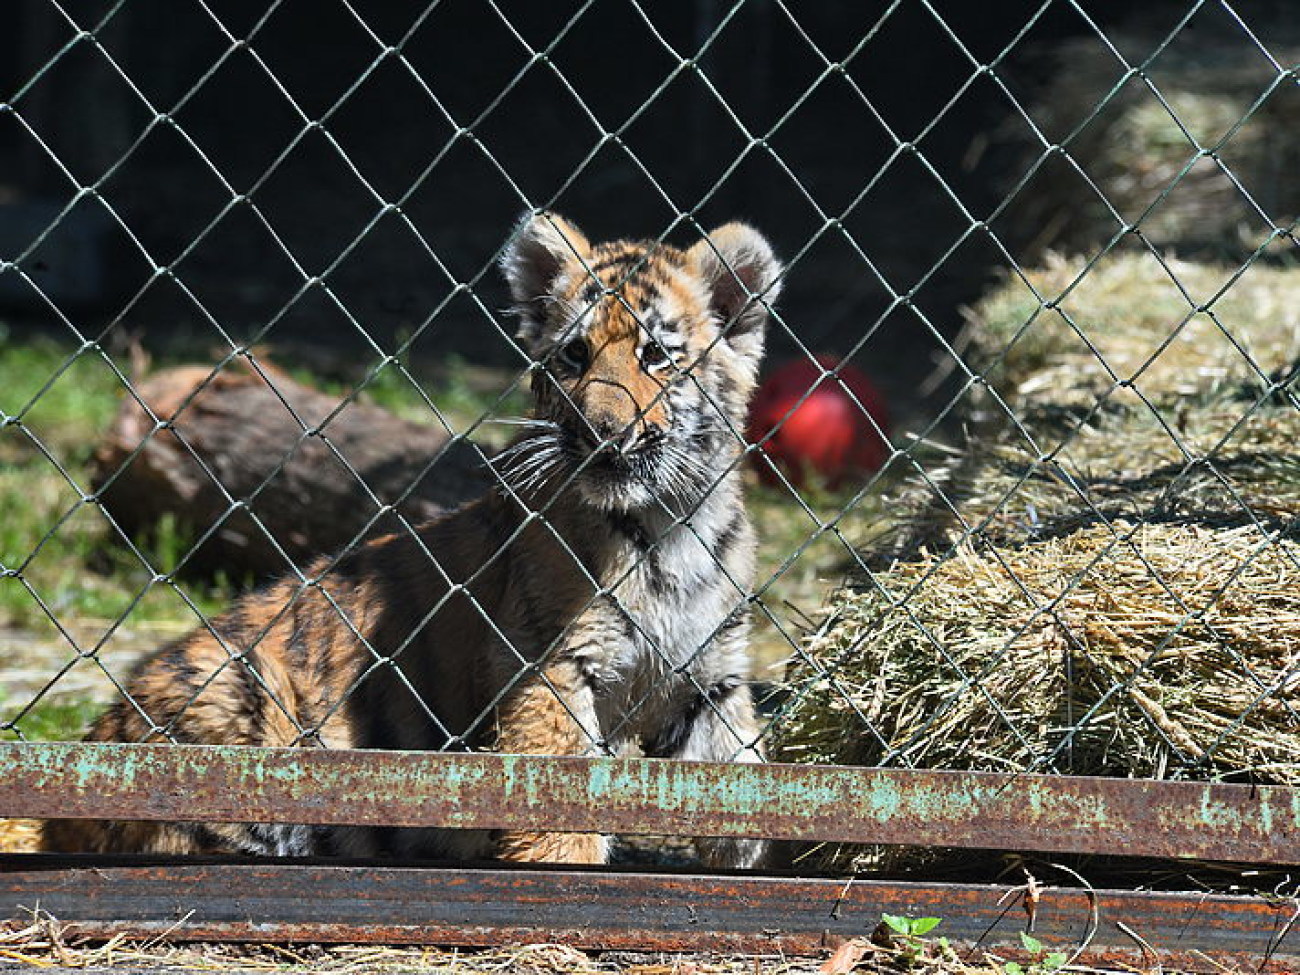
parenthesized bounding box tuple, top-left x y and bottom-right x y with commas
(0, 334, 121, 460)
(746, 475, 894, 676)
(0, 336, 530, 637)
(0, 337, 233, 630)
(288, 352, 531, 449)
(0, 695, 101, 742)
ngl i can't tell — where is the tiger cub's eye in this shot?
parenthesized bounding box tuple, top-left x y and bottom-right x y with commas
(556, 337, 590, 372)
(641, 340, 673, 371)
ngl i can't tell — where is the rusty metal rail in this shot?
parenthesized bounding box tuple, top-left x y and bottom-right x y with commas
(2, 857, 1299, 968)
(2, 742, 1299, 863)
(4, 743, 1300, 966)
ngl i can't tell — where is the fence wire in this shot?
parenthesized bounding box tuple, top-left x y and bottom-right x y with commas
(2, 0, 1300, 863)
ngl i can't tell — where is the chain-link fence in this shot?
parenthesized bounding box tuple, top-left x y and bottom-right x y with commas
(2, 0, 1299, 870)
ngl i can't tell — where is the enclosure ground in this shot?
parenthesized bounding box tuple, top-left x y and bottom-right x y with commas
(0, 921, 1252, 975)
(0, 940, 989, 975)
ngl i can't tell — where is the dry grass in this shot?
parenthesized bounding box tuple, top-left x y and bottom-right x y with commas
(999, 29, 1300, 258)
(908, 397, 1300, 549)
(0, 917, 639, 973)
(875, 250, 1300, 558)
(967, 252, 1300, 410)
(0, 908, 1037, 975)
(774, 520, 1300, 781)
(0, 907, 1259, 975)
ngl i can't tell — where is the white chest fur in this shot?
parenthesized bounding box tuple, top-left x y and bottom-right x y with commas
(583, 487, 754, 728)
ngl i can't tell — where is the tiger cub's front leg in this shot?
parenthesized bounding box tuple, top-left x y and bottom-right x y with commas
(492, 659, 610, 864)
(649, 669, 768, 870)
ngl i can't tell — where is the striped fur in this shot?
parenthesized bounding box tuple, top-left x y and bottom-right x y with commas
(41, 213, 782, 867)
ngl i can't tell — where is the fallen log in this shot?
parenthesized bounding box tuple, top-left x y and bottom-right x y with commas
(91, 361, 495, 580)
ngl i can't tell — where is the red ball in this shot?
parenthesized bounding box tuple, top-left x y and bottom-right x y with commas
(747, 355, 890, 489)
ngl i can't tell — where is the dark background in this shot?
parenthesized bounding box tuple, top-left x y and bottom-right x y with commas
(1, 0, 1290, 412)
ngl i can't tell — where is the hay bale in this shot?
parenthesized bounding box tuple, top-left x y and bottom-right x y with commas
(864, 386, 1299, 571)
(1000, 29, 1300, 259)
(922, 397, 1300, 548)
(773, 520, 1300, 785)
(886, 251, 1300, 551)
(967, 253, 1300, 409)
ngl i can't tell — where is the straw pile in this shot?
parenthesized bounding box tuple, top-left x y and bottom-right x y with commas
(773, 520, 1300, 781)
(999, 27, 1300, 259)
(908, 397, 1300, 549)
(967, 253, 1300, 410)
(770, 252, 1300, 872)
(861, 253, 1300, 563)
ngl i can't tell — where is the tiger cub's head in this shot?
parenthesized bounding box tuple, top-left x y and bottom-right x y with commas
(500, 212, 783, 512)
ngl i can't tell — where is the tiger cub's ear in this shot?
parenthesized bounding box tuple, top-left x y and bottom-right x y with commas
(500, 212, 591, 345)
(686, 223, 783, 365)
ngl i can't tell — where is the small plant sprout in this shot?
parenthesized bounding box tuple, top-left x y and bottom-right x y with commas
(881, 914, 942, 938)
(879, 914, 954, 967)
(1004, 931, 1068, 975)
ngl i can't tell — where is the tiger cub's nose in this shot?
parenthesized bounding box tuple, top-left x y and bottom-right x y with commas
(585, 411, 641, 456)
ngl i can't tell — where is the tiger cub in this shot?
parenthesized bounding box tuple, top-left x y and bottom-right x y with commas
(41, 213, 782, 868)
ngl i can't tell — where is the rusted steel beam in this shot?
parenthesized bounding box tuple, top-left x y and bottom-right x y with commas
(2, 742, 1298, 863)
(2, 857, 1298, 968)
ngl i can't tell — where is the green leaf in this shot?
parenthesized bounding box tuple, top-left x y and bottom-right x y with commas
(1019, 932, 1044, 954)
(1004, 963, 1024, 975)
(910, 917, 942, 936)
(1044, 951, 1068, 971)
(881, 913, 909, 935)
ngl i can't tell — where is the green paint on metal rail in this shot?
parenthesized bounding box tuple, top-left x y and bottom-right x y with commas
(1, 741, 1298, 863)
